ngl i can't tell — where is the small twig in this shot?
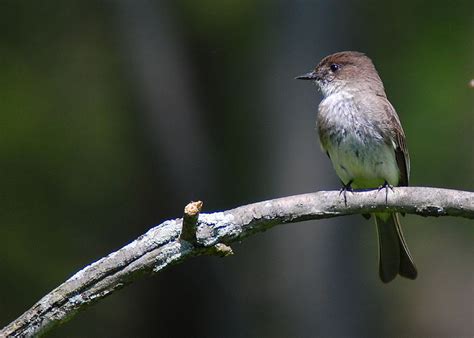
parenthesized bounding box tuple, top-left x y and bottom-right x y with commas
(180, 201, 203, 244)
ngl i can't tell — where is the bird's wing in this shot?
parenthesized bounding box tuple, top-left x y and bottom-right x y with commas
(382, 98, 410, 186)
(362, 93, 410, 186)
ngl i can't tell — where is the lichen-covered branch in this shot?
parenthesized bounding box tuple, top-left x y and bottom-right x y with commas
(2, 187, 473, 337)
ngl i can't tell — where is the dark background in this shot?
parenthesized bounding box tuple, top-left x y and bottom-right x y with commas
(1, 1, 473, 337)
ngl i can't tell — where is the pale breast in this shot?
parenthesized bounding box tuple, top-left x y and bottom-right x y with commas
(318, 93, 399, 188)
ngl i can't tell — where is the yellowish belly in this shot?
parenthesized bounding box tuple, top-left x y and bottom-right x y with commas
(326, 138, 399, 189)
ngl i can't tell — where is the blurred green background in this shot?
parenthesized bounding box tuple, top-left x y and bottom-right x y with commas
(1, 1, 473, 337)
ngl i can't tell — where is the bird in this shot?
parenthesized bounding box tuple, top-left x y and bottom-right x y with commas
(296, 51, 417, 283)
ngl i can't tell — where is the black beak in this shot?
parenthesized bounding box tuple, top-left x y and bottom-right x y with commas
(295, 71, 318, 80)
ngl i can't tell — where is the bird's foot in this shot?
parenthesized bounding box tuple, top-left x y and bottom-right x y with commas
(339, 180, 353, 206)
(377, 181, 394, 204)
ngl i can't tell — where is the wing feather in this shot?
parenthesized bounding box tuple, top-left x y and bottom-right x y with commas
(380, 98, 410, 186)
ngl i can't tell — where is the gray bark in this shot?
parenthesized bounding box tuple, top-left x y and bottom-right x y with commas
(1, 187, 473, 337)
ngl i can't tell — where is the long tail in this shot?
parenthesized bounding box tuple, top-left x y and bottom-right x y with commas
(375, 213, 417, 283)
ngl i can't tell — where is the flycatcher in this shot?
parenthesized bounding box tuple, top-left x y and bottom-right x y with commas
(296, 51, 417, 283)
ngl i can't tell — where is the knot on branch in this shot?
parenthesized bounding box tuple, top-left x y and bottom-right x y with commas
(212, 243, 234, 257)
(180, 201, 203, 244)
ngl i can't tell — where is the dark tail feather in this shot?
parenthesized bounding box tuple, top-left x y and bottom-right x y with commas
(393, 213, 418, 280)
(375, 213, 417, 283)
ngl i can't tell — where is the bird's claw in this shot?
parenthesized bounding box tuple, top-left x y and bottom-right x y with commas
(377, 181, 394, 204)
(339, 180, 353, 206)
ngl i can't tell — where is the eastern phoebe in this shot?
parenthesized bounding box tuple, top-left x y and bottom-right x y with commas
(296, 51, 417, 283)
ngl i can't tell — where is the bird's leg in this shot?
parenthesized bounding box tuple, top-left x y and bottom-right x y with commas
(377, 181, 394, 204)
(339, 180, 353, 206)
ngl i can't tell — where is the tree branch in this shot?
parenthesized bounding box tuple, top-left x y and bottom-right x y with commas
(2, 187, 473, 337)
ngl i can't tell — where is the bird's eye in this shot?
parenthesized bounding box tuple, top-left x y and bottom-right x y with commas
(330, 64, 340, 72)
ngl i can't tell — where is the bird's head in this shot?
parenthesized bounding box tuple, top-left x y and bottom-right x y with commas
(296, 51, 384, 97)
